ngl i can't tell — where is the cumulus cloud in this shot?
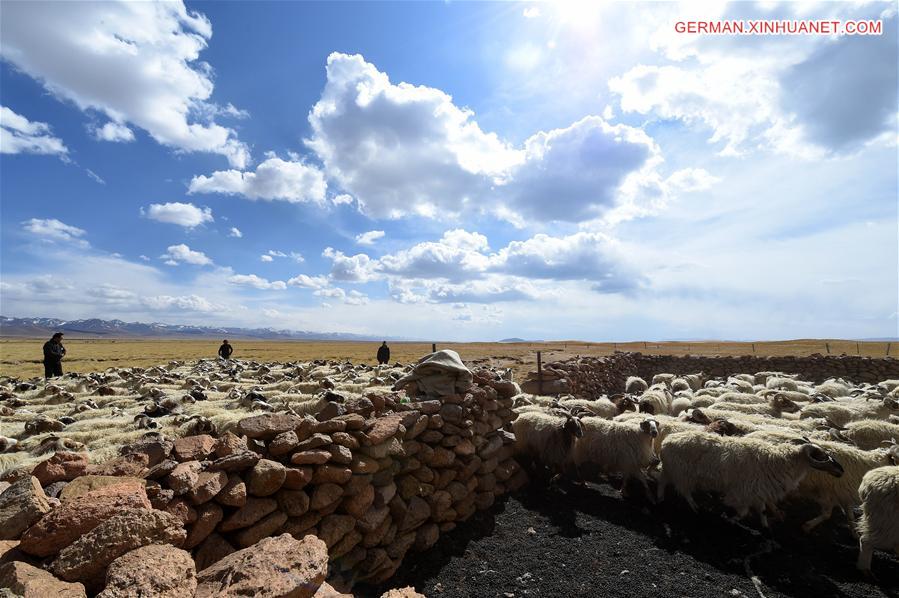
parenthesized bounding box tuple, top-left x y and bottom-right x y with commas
(355, 230, 385, 246)
(22, 218, 87, 247)
(228, 227, 242, 238)
(161, 244, 212, 266)
(322, 247, 378, 282)
(188, 156, 327, 203)
(261, 249, 304, 263)
(306, 53, 665, 223)
(287, 274, 330, 289)
(142, 202, 213, 228)
(260, 255, 273, 262)
(1, 106, 68, 156)
(141, 294, 223, 312)
(0, 1, 249, 166)
(91, 121, 135, 142)
(228, 274, 287, 290)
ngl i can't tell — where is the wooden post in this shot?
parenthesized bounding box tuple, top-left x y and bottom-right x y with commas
(887, 342, 892, 356)
(856, 342, 860, 356)
(826, 342, 831, 355)
(431, 343, 437, 353)
(537, 351, 543, 395)
(643, 341, 647, 350)
(752, 343, 756, 355)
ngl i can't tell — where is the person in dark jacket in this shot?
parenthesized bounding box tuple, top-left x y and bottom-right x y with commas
(42, 332, 66, 378)
(218, 339, 233, 360)
(377, 341, 390, 365)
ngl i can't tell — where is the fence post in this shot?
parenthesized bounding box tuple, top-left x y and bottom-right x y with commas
(431, 343, 436, 353)
(825, 343, 831, 355)
(752, 343, 756, 355)
(856, 342, 860, 356)
(643, 342, 647, 350)
(537, 351, 543, 395)
(888, 342, 892, 357)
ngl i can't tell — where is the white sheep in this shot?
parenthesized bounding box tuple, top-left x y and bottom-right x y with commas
(801, 396, 899, 427)
(638, 385, 672, 416)
(625, 376, 648, 393)
(657, 432, 844, 526)
(712, 394, 801, 418)
(512, 410, 583, 478)
(572, 415, 659, 498)
(651, 373, 676, 387)
(856, 465, 899, 575)
(828, 420, 899, 451)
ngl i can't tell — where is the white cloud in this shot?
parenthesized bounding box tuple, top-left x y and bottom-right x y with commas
(268, 250, 287, 257)
(322, 247, 378, 282)
(306, 53, 666, 223)
(22, 218, 87, 247)
(228, 274, 287, 290)
(139, 255, 151, 261)
(161, 244, 212, 266)
(228, 227, 242, 238)
(523, 7, 541, 19)
(355, 230, 385, 246)
(86, 169, 106, 184)
(260, 255, 273, 262)
(0, 106, 68, 156)
(261, 249, 304, 263)
(188, 156, 327, 203)
(315, 287, 346, 300)
(91, 121, 135, 142)
(141, 294, 223, 312)
(0, 1, 249, 166)
(345, 290, 369, 305)
(142, 202, 213, 228)
(287, 274, 330, 289)
(331, 194, 354, 206)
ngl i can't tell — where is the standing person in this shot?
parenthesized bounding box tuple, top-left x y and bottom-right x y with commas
(218, 339, 233, 360)
(42, 332, 66, 378)
(377, 341, 390, 365)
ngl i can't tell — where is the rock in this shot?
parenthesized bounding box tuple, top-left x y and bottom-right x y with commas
(195, 533, 327, 598)
(291, 450, 331, 465)
(277, 489, 311, 517)
(234, 511, 289, 548)
(282, 512, 322, 537)
(187, 470, 228, 505)
(0, 540, 25, 564)
(49, 509, 185, 589)
(313, 581, 353, 597)
(145, 459, 178, 480)
(247, 459, 286, 496)
(209, 451, 261, 472)
(331, 432, 359, 449)
(214, 432, 247, 457)
(349, 455, 379, 474)
(366, 414, 404, 445)
(166, 461, 203, 495)
(295, 433, 332, 451)
(283, 467, 313, 490)
(0, 561, 87, 598)
(87, 453, 150, 478)
(341, 484, 374, 519)
(60, 476, 145, 501)
(215, 475, 247, 507)
(98, 544, 196, 598)
(193, 533, 235, 572)
(31, 451, 89, 485)
(381, 587, 425, 598)
(268, 430, 299, 456)
(120, 438, 173, 467)
(163, 497, 198, 526)
(328, 444, 353, 464)
(218, 497, 277, 532)
(310, 483, 344, 511)
(236, 414, 303, 440)
(172, 435, 217, 462)
(312, 465, 352, 485)
(318, 514, 355, 548)
(19, 484, 151, 557)
(0, 476, 51, 541)
(184, 502, 223, 549)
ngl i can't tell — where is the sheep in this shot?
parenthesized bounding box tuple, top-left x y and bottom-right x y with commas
(682, 373, 706, 391)
(725, 378, 755, 393)
(816, 380, 852, 399)
(657, 433, 844, 526)
(669, 395, 692, 417)
(651, 373, 676, 387)
(671, 378, 691, 393)
(560, 397, 628, 419)
(712, 394, 801, 418)
(638, 385, 672, 415)
(30, 435, 86, 456)
(714, 392, 767, 404)
(702, 408, 823, 434)
(827, 420, 899, 451)
(0, 437, 18, 452)
(856, 465, 899, 576)
(24, 417, 66, 435)
(802, 397, 899, 426)
(625, 376, 648, 393)
(572, 416, 659, 498)
(512, 410, 583, 479)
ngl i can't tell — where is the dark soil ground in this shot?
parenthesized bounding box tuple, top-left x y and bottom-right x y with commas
(364, 479, 899, 598)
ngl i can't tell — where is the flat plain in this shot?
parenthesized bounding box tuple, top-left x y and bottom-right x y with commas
(0, 337, 892, 380)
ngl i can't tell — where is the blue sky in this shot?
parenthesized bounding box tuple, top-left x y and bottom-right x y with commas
(1, 1, 896, 341)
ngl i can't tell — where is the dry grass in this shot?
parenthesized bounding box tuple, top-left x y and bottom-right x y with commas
(0, 338, 893, 381)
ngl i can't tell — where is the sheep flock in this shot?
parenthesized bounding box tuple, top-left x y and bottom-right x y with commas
(511, 370, 899, 577)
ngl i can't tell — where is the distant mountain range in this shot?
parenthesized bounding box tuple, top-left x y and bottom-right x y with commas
(0, 316, 403, 342)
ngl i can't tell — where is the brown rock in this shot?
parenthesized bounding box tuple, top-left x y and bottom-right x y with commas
(312, 465, 352, 485)
(399, 496, 430, 531)
(165, 460, 203, 495)
(281, 512, 321, 537)
(341, 484, 375, 519)
(119, 438, 173, 467)
(87, 453, 150, 477)
(145, 459, 178, 480)
(330, 432, 359, 449)
(343, 473, 373, 496)
(60, 476, 145, 501)
(330, 528, 361, 559)
(236, 414, 304, 440)
(19, 485, 151, 557)
(349, 455, 379, 474)
(0, 561, 86, 598)
(313, 581, 353, 597)
(213, 432, 247, 458)
(317, 514, 355, 549)
(295, 433, 331, 451)
(0, 540, 26, 564)
(163, 497, 198, 526)
(291, 450, 331, 465)
(31, 451, 89, 485)
(98, 544, 196, 598)
(195, 533, 327, 598)
(247, 459, 286, 496)
(172, 435, 217, 462)
(414, 523, 440, 551)
(381, 587, 425, 598)
(334, 413, 366, 430)
(193, 533, 235, 572)
(276, 489, 311, 517)
(184, 502, 223, 549)
(366, 414, 404, 445)
(187, 470, 228, 505)
(218, 497, 277, 532)
(208, 451, 261, 472)
(328, 444, 353, 464)
(283, 466, 313, 490)
(313, 420, 346, 434)
(49, 509, 185, 589)
(234, 511, 289, 548)
(310, 483, 344, 511)
(268, 430, 299, 456)
(357, 505, 389, 533)
(0, 476, 51, 540)
(215, 475, 247, 507)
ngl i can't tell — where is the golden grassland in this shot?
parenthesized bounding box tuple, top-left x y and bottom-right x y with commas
(0, 337, 893, 380)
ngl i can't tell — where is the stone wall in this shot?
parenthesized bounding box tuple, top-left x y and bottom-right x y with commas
(0, 370, 524, 595)
(522, 352, 899, 398)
